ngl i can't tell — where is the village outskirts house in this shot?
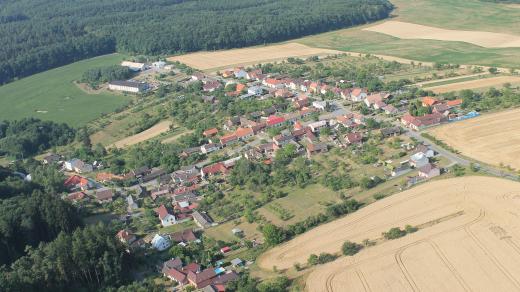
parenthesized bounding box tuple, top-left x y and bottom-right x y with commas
(418, 163, 441, 179)
(156, 205, 177, 227)
(95, 188, 114, 203)
(151, 234, 171, 251)
(64, 158, 93, 173)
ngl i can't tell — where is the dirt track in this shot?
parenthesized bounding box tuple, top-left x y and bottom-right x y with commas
(429, 109, 520, 170)
(258, 176, 520, 291)
(364, 21, 520, 48)
(167, 43, 342, 70)
(109, 120, 172, 149)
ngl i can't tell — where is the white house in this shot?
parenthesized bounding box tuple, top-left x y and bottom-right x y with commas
(64, 158, 93, 173)
(200, 143, 221, 154)
(156, 205, 176, 227)
(410, 152, 429, 168)
(350, 88, 368, 102)
(234, 69, 247, 79)
(108, 81, 149, 93)
(312, 101, 328, 111)
(121, 61, 146, 71)
(308, 120, 328, 132)
(151, 234, 171, 251)
(247, 86, 263, 96)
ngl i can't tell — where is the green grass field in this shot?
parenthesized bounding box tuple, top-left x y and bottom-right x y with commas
(0, 54, 130, 127)
(296, 0, 520, 68)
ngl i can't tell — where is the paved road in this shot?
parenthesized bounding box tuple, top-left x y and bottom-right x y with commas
(406, 129, 518, 181)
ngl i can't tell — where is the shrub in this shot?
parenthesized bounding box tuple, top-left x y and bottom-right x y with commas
(342, 241, 362, 256)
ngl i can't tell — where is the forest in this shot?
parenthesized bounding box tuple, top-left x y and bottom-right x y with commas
(0, 118, 76, 158)
(0, 0, 393, 84)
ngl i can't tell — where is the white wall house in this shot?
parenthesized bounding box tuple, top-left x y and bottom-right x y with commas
(108, 81, 148, 93)
(151, 234, 171, 251)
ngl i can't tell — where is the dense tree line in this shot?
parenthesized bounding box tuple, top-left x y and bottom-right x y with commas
(0, 223, 129, 292)
(0, 118, 76, 158)
(0, 0, 393, 84)
(0, 192, 82, 266)
(81, 65, 133, 85)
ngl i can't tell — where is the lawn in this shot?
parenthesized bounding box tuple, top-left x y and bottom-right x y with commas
(257, 184, 342, 227)
(0, 54, 130, 127)
(295, 0, 520, 68)
(422, 75, 494, 88)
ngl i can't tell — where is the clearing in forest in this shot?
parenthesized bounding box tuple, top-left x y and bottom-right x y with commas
(167, 43, 342, 70)
(258, 176, 520, 291)
(364, 21, 520, 48)
(108, 120, 172, 149)
(429, 109, 520, 170)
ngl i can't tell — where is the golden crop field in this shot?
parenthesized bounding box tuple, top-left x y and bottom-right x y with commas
(168, 43, 342, 70)
(429, 109, 520, 170)
(258, 176, 520, 291)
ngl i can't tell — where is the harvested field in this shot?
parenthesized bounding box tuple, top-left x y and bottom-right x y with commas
(167, 43, 342, 70)
(364, 21, 520, 48)
(258, 176, 520, 291)
(109, 120, 172, 149)
(427, 76, 520, 93)
(429, 109, 520, 170)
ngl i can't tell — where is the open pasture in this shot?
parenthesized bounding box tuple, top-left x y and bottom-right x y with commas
(168, 43, 342, 70)
(0, 54, 128, 127)
(429, 109, 520, 170)
(258, 176, 520, 291)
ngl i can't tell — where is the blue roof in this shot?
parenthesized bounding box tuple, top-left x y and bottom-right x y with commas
(214, 267, 226, 275)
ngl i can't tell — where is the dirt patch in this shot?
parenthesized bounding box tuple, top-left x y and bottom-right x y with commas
(427, 76, 520, 93)
(258, 176, 520, 291)
(429, 108, 520, 170)
(167, 43, 342, 70)
(109, 120, 172, 149)
(364, 21, 520, 48)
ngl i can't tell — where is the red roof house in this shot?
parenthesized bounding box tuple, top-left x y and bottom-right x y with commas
(266, 115, 286, 127)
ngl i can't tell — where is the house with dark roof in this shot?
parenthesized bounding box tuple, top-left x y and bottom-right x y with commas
(192, 211, 213, 229)
(188, 268, 217, 289)
(306, 143, 327, 158)
(95, 188, 114, 203)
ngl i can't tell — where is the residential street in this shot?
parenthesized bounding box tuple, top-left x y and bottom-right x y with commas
(406, 128, 518, 181)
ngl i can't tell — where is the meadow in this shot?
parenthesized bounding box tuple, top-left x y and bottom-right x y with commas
(0, 54, 129, 127)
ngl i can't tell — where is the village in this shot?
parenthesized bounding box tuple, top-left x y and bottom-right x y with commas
(36, 54, 482, 291)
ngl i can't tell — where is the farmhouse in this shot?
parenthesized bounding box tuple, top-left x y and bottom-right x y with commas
(235, 127, 254, 140)
(380, 126, 401, 138)
(200, 143, 221, 154)
(108, 80, 149, 93)
(248, 86, 263, 95)
(220, 133, 238, 146)
(43, 153, 60, 164)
